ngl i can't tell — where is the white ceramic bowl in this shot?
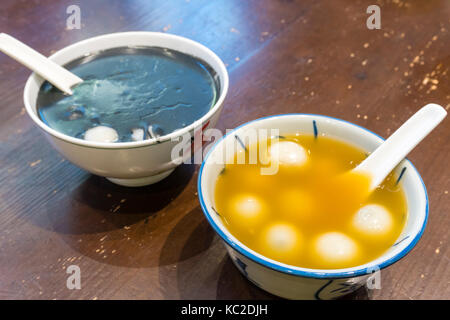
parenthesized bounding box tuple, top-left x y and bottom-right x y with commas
(198, 114, 428, 299)
(23, 32, 229, 187)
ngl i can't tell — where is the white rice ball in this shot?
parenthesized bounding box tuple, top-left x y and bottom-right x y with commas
(84, 126, 118, 143)
(227, 194, 269, 236)
(230, 194, 266, 219)
(131, 128, 145, 142)
(269, 141, 308, 166)
(315, 232, 358, 263)
(263, 223, 302, 253)
(352, 204, 393, 235)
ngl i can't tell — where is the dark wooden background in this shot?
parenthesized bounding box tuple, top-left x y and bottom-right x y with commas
(0, 0, 448, 300)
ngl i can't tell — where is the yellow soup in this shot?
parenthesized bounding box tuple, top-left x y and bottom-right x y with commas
(214, 134, 407, 269)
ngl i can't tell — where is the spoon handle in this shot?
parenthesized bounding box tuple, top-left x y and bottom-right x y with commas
(0, 33, 82, 95)
(354, 103, 447, 190)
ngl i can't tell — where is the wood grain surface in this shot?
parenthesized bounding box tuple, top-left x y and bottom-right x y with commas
(0, 0, 448, 300)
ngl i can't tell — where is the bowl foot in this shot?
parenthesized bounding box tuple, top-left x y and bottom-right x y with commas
(106, 169, 175, 187)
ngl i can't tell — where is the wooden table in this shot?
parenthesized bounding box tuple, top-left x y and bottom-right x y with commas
(0, 0, 448, 300)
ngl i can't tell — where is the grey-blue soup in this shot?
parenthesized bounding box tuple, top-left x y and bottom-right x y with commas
(37, 47, 220, 142)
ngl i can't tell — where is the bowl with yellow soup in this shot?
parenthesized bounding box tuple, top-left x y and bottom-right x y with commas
(197, 114, 428, 299)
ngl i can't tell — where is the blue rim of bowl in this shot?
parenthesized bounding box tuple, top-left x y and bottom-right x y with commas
(197, 113, 429, 279)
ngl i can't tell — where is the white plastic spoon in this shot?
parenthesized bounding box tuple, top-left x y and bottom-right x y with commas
(0, 33, 83, 95)
(353, 103, 447, 191)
